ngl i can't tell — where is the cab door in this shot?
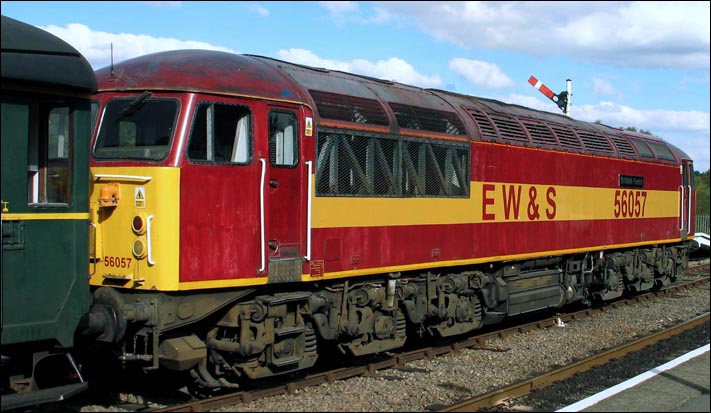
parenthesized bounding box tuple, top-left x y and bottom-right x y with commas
(263, 107, 304, 283)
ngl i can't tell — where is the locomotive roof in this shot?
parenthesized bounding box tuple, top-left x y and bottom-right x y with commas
(1, 15, 96, 92)
(95, 49, 307, 103)
(95, 49, 690, 164)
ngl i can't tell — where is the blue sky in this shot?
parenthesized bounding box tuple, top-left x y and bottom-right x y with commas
(3, 1, 709, 171)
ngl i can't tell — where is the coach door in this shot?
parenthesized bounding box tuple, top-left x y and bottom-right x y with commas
(680, 161, 693, 239)
(262, 107, 304, 283)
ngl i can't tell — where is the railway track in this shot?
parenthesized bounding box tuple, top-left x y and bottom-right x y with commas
(143, 267, 709, 413)
(435, 312, 710, 412)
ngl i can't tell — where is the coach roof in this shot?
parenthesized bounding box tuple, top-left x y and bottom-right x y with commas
(1, 15, 96, 92)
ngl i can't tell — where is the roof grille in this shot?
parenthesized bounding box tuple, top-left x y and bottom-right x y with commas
(488, 113, 529, 144)
(309, 89, 389, 125)
(549, 124, 581, 151)
(388, 102, 465, 135)
(468, 109, 498, 141)
(521, 119, 558, 147)
(576, 129, 614, 154)
(607, 134, 637, 158)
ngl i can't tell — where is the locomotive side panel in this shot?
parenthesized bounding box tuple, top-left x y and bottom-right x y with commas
(308, 140, 682, 278)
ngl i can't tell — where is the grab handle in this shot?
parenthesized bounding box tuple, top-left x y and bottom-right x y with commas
(258, 159, 266, 273)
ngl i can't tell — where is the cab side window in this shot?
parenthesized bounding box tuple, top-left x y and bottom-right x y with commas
(268, 111, 298, 167)
(188, 103, 252, 164)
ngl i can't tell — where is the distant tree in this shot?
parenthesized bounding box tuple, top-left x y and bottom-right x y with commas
(695, 169, 710, 217)
(592, 122, 654, 136)
(620, 126, 653, 136)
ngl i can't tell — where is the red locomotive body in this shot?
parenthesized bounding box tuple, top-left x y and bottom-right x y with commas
(85, 50, 695, 389)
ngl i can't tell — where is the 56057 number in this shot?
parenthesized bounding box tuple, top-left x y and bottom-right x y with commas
(104, 256, 132, 268)
(614, 190, 647, 218)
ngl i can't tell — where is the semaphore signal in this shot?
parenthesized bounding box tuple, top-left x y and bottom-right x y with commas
(528, 75, 571, 117)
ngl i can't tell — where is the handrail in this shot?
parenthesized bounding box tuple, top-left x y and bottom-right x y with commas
(258, 159, 266, 273)
(305, 160, 313, 261)
(147, 214, 155, 265)
(679, 185, 685, 231)
(89, 222, 97, 276)
(687, 184, 692, 233)
(93, 174, 152, 182)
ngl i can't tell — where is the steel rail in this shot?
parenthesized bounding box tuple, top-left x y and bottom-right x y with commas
(435, 312, 710, 412)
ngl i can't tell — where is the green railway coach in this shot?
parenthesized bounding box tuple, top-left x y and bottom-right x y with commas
(1, 15, 96, 410)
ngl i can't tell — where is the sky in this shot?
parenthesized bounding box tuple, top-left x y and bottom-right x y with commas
(3, 1, 709, 172)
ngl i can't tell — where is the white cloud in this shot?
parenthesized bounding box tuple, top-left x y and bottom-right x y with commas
(575, 102, 710, 138)
(591, 78, 625, 103)
(35, 19, 709, 171)
(319, 0, 389, 25)
(504, 95, 710, 171)
(276, 48, 442, 88)
(319, 0, 359, 16)
(591, 78, 619, 98)
(41, 23, 235, 69)
(449, 58, 514, 89)
(245, 3, 270, 17)
(503, 93, 556, 112)
(40, 23, 442, 88)
(139, 1, 182, 9)
(366, 1, 710, 70)
(319, 1, 359, 25)
(275, 48, 350, 71)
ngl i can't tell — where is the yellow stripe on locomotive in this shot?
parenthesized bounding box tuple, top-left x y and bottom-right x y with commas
(89, 167, 180, 290)
(312, 182, 680, 228)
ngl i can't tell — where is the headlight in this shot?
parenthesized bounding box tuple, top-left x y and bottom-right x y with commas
(132, 238, 147, 259)
(132, 215, 146, 235)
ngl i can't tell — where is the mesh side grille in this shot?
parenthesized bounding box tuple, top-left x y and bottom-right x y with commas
(315, 131, 469, 198)
(468, 109, 498, 141)
(388, 102, 466, 135)
(549, 124, 582, 151)
(576, 129, 614, 153)
(309, 89, 389, 125)
(607, 134, 638, 158)
(315, 133, 395, 195)
(521, 119, 558, 147)
(488, 113, 529, 144)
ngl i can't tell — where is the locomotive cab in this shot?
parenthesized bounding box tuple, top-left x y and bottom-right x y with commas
(87, 61, 319, 383)
(89, 91, 313, 290)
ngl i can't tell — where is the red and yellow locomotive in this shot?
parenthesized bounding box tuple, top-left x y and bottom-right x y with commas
(85, 50, 695, 389)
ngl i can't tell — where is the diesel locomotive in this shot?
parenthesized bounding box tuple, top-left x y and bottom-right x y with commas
(83, 49, 696, 391)
(1, 15, 97, 410)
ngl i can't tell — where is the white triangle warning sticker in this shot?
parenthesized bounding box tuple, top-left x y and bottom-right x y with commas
(135, 187, 146, 208)
(305, 117, 313, 137)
